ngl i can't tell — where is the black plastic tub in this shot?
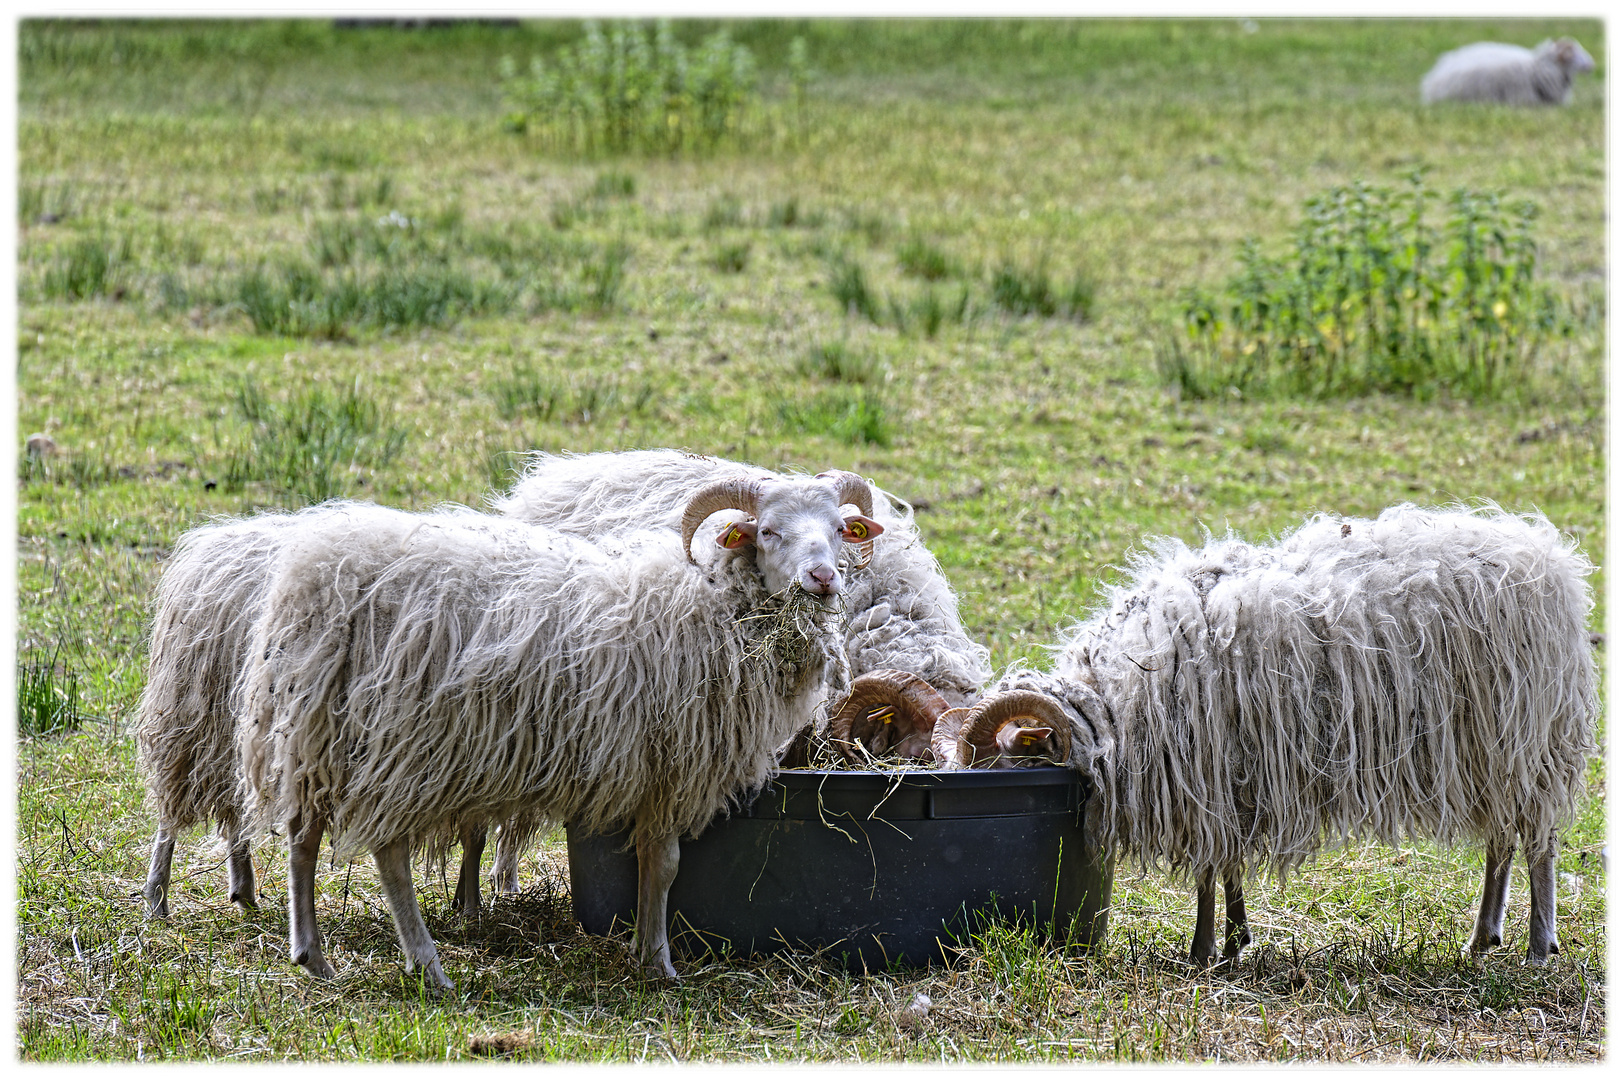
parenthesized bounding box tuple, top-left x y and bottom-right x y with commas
(567, 766, 1114, 971)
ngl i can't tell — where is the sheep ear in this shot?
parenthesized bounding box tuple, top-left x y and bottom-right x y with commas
(841, 515, 884, 544)
(997, 725, 1053, 752)
(716, 521, 758, 549)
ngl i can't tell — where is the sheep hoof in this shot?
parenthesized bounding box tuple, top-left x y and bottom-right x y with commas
(229, 889, 258, 911)
(141, 893, 170, 920)
(642, 958, 681, 982)
(295, 954, 338, 980)
(1524, 940, 1560, 966)
(421, 970, 457, 997)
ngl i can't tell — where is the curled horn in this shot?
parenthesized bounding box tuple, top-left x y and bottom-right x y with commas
(827, 669, 951, 765)
(816, 469, 875, 519)
(957, 690, 1073, 768)
(679, 475, 769, 564)
(931, 707, 973, 768)
(818, 469, 877, 568)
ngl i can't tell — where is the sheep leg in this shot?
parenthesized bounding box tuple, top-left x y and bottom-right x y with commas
(1467, 835, 1515, 955)
(489, 821, 522, 896)
(452, 823, 486, 919)
(373, 839, 454, 992)
(1189, 869, 1218, 967)
(288, 812, 337, 979)
(224, 820, 257, 910)
(1525, 833, 1561, 965)
(1222, 873, 1251, 959)
(141, 825, 176, 919)
(633, 831, 681, 980)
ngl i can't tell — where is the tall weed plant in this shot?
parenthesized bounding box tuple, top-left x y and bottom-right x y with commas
(17, 645, 85, 737)
(500, 20, 768, 156)
(1164, 174, 1568, 401)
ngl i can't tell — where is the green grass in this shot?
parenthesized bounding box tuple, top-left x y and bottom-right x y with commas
(16, 644, 86, 736)
(16, 16, 1605, 1063)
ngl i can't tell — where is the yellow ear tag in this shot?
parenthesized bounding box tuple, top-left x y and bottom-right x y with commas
(850, 521, 868, 539)
(726, 526, 742, 545)
(1018, 734, 1037, 746)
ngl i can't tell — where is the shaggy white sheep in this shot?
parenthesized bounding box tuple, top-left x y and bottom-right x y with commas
(240, 472, 880, 989)
(135, 516, 299, 918)
(1421, 38, 1595, 106)
(481, 448, 991, 875)
(134, 513, 491, 921)
(1010, 504, 1597, 965)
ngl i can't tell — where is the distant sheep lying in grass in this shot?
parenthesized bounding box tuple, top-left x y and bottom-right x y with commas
(1015, 504, 1597, 965)
(1421, 38, 1595, 106)
(240, 472, 880, 989)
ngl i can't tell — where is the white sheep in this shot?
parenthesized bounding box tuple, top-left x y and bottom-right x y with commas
(481, 448, 991, 873)
(492, 449, 992, 705)
(239, 471, 882, 989)
(136, 516, 298, 918)
(1421, 38, 1595, 106)
(1007, 504, 1597, 965)
(134, 513, 492, 921)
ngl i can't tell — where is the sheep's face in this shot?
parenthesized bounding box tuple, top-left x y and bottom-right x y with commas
(717, 477, 883, 601)
(1559, 38, 1596, 74)
(989, 723, 1063, 768)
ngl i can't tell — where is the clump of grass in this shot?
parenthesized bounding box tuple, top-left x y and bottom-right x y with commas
(491, 367, 659, 425)
(767, 196, 823, 229)
(829, 257, 880, 321)
(589, 170, 637, 199)
(896, 236, 956, 281)
(796, 340, 882, 384)
(19, 178, 79, 223)
(777, 387, 892, 446)
(584, 241, 630, 310)
(17, 447, 121, 489)
(17, 645, 85, 737)
(1165, 173, 1567, 401)
(710, 241, 751, 273)
(703, 194, 745, 230)
(218, 377, 408, 504)
(990, 259, 1094, 321)
(500, 20, 759, 156)
(890, 285, 973, 338)
(42, 233, 130, 300)
(234, 259, 513, 337)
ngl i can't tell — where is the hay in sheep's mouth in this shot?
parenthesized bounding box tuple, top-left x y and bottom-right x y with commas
(737, 586, 832, 669)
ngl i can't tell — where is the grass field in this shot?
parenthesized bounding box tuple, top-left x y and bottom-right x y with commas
(14, 17, 1606, 1062)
